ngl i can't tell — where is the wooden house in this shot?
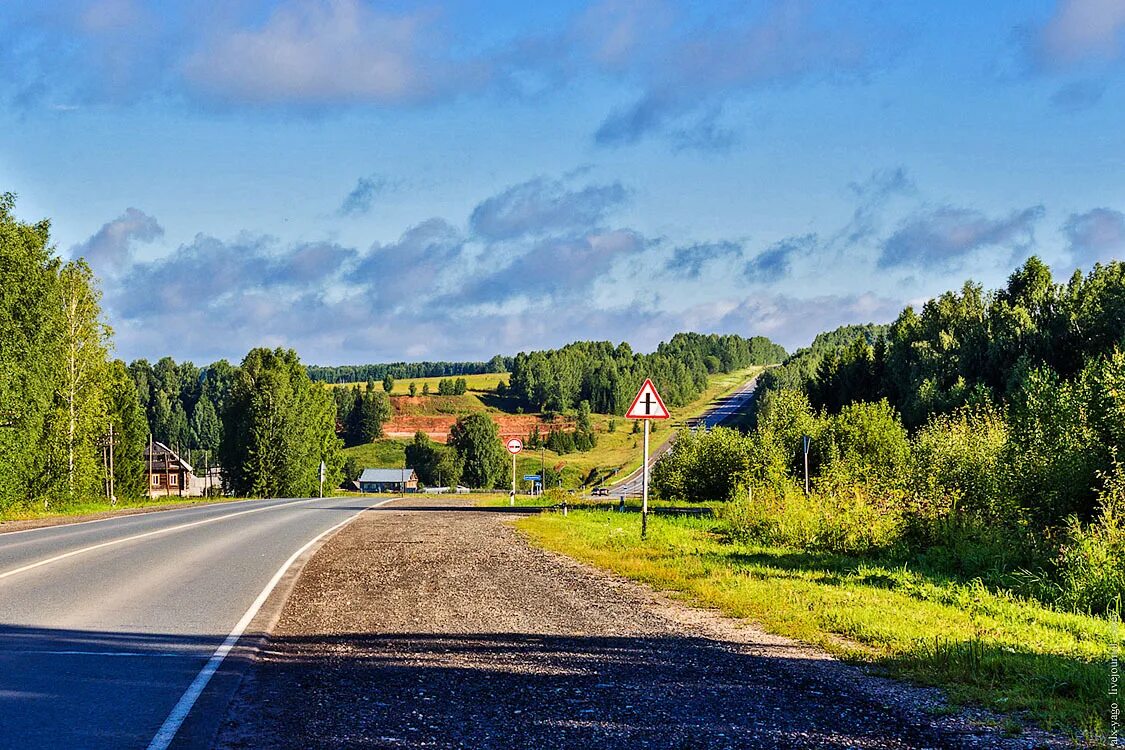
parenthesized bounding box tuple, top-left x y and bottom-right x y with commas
(145, 441, 195, 497)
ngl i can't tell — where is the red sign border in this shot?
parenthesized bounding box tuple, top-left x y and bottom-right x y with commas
(625, 378, 670, 420)
(505, 437, 524, 454)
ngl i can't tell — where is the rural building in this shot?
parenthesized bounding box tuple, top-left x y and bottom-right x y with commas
(145, 441, 195, 497)
(358, 468, 419, 493)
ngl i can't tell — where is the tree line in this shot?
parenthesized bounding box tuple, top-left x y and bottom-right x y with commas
(307, 357, 510, 384)
(1, 194, 148, 510)
(507, 333, 786, 415)
(658, 257, 1125, 616)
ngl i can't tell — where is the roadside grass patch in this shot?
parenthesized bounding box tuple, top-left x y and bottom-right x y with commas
(515, 509, 1117, 742)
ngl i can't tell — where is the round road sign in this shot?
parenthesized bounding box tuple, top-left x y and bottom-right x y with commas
(506, 437, 523, 454)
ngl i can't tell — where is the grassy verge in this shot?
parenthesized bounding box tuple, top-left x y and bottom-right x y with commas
(0, 495, 250, 525)
(515, 509, 1117, 743)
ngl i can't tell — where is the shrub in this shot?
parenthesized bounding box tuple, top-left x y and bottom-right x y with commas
(652, 426, 752, 502)
(1055, 462, 1125, 615)
(910, 403, 1011, 526)
(719, 483, 903, 554)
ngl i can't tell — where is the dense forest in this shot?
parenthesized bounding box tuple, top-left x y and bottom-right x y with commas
(507, 333, 787, 414)
(657, 257, 1125, 615)
(307, 357, 511, 384)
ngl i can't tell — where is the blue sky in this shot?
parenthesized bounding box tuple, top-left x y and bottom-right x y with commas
(2, 0, 1124, 365)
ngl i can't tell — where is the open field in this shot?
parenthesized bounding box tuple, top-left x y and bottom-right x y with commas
(514, 509, 1116, 743)
(326, 371, 507, 395)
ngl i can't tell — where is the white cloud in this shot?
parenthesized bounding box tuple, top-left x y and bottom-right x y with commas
(182, 0, 490, 106)
(1036, 0, 1125, 67)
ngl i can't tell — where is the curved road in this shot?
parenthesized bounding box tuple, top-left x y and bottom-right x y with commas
(0, 495, 389, 750)
(608, 375, 760, 497)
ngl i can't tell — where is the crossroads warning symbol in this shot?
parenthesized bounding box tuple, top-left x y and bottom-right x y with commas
(625, 379, 670, 420)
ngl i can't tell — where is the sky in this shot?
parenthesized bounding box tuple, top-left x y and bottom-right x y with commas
(2, 0, 1124, 366)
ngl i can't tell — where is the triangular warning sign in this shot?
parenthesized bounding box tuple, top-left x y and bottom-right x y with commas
(625, 379, 670, 419)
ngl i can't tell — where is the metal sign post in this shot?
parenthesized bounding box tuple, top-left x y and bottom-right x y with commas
(319, 461, 326, 498)
(506, 438, 523, 506)
(625, 379, 671, 539)
(801, 435, 811, 495)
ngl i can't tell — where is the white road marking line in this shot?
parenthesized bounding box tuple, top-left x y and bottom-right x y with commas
(0, 650, 198, 658)
(0, 498, 321, 582)
(146, 496, 399, 750)
(0, 497, 265, 538)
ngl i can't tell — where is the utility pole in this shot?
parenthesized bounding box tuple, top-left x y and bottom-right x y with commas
(802, 435, 812, 496)
(642, 419, 650, 538)
(108, 423, 115, 506)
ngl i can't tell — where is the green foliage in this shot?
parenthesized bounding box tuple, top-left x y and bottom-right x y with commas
(106, 360, 148, 499)
(219, 348, 342, 497)
(342, 455, 360, 483)
(405, 431, 461, 487)
(408, 382, 417, 397)
(382, 374, 394, 393)
(0, 196, 150, 511)
(447, 414, 505, 489)
(910, 404, 1010, 525)
(719, 484, 903, 554)
(1054, 462, 1125, 615)
(307, 359, 509, 384)
(652, 426, 752, 502)
(344, 384, 391, 446)
(437, 377, 467, 395)
(508, 333, 785, 414)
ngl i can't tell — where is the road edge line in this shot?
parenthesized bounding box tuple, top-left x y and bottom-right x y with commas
(0, 497, 321, 581)
(145, 495, 400, 750)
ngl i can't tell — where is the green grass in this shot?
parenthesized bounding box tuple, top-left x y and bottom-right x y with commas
(329, 372, 507, 396)
(0, 495, 250, 524)
(515, 509, 1119, 743)
(342, 439, 407, 468)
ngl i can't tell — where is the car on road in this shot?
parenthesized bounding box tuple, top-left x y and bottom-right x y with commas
(591, 487, 609, 496)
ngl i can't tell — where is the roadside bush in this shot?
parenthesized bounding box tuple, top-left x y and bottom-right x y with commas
(719, 483, 903, 554)
(910, 403, 1011, 527)
(817, 400, 911, 489)
(1055, 462, 1125, 615)
(652, 426, 752, 502)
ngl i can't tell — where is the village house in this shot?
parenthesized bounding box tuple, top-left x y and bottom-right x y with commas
(145, 441, 203, 497)
(358, 468, 419, 494)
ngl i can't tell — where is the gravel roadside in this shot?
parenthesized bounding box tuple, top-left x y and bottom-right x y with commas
(213, 497, 1069, 750)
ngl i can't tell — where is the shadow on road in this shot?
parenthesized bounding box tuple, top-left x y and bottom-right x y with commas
(213, 629, 963, 750)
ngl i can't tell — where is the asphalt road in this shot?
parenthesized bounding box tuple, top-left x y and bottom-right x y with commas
(608, 375, 760, 497)
(0, 495, 386, 750)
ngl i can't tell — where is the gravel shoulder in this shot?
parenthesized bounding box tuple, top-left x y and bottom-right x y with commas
(213, 497, 1071, 749)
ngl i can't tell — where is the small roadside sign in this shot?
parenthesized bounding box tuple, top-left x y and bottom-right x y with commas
(625, 379, 670, 420)
(506, 438, 524, 455)
(523, 474, 541, 481)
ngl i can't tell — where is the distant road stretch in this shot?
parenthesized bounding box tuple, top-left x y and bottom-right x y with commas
(0, 495, 387, 750)
(608, 375, 760, 497)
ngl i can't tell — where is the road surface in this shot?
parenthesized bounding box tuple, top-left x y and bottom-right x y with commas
(0, 495, 387, 750)
(213, 497, 1048, 749)
(608, 375, 760, 497)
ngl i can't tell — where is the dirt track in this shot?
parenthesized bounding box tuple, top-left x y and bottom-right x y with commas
(213, 497, 1063, 749)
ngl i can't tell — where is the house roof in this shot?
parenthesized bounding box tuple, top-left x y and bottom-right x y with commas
(358, 468, 416, 483)
(144, 441, 194, 473)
